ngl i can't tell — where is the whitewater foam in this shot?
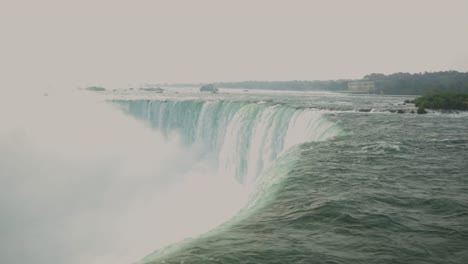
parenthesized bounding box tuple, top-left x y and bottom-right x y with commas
(0, 92, 341, 264)
(115, 100, 340, 185)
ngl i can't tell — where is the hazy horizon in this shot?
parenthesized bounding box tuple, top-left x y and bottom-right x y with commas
(1, 0, 467, 90)
(1, 2, 467, 263)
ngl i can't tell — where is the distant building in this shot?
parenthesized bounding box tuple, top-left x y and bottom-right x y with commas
(347, 81, 375, 92)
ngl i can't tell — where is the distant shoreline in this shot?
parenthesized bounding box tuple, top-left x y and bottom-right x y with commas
(159, 71, 468, 95)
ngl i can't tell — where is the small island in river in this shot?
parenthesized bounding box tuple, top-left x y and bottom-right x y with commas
(407, 90, 468, 113)
(200, 84, 219, 93)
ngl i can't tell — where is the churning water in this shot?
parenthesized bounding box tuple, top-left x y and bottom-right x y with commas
(1, 89, 467, 264)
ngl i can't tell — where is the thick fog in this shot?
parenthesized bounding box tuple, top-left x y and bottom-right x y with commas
(0, 91, 248, 264)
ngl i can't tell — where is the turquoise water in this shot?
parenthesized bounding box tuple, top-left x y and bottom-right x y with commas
(112, 89, 468, 264)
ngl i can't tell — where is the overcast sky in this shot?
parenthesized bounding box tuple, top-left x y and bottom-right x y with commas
(1, 0, 467, 89)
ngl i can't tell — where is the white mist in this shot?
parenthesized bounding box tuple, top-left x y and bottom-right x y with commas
(0, 90, 248, 264)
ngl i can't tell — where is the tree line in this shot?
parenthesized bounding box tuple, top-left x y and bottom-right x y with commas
(364, 71, 468, 95)
(162, 71, 468, 95)
(213, 80, 349, 91)
(208, 71, 468, 95)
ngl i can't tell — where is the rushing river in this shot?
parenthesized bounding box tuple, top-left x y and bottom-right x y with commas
(113, 88, 468, 264)
(1, 88, 466, 264)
